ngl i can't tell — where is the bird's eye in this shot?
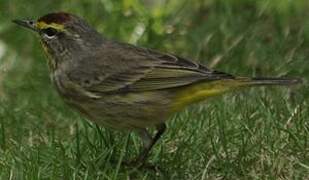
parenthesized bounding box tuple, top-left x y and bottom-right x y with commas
(41, 27, 58, 38)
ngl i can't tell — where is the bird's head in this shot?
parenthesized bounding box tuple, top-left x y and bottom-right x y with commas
(13, 12, 103, 69)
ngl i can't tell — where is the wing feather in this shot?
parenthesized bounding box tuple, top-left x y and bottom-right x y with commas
(67, 41, 234, 93)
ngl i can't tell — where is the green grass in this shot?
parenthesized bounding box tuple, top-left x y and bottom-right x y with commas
(0, 0, 308, 179)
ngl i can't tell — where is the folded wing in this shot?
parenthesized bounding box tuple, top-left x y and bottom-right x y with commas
(67, 42, 234, 93)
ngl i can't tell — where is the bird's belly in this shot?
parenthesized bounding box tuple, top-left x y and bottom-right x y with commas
(51, 72, 179, 130)
(61, 90, 174, 131)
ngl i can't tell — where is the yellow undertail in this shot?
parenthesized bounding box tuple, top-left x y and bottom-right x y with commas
(171, 77, 301, 112)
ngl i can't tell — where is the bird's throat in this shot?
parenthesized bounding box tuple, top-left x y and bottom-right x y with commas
(41, 40, 58, 71)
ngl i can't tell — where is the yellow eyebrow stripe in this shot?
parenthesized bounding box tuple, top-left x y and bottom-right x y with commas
(36, 21, 65, 30)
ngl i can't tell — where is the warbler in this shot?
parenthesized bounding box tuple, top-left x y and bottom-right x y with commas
(13, 12, 301, 165)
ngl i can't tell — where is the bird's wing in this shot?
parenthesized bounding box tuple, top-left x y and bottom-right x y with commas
(67, 41, 234, 93)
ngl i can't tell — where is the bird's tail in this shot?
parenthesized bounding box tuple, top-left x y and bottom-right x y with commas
(234, 77, 302, 87)
(172, 76, 302, 111)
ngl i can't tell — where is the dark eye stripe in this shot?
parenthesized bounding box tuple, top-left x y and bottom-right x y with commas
(41, 27, 58, 37)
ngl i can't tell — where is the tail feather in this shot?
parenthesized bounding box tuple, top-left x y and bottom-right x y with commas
(237, 77, 303, 86)
(171, 76, 302, 112)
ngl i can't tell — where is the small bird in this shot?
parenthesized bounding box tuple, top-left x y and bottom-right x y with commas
(13, 12, 301, 166)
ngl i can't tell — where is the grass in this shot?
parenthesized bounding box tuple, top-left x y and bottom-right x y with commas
(0, 0, 308, 179)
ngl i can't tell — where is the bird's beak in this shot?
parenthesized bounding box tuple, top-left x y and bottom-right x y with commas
(12, 19, 38, 32)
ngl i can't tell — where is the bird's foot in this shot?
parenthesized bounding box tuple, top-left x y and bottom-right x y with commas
(122, 158, 161, 172)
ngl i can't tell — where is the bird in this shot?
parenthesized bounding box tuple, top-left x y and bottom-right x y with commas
(13, 12, 301, 166)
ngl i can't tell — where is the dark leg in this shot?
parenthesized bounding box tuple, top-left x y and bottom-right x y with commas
(136, 123, 166, 164)
(123, 123, 166, 167)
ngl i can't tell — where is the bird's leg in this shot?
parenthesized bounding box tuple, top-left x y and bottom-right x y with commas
(137, 123, 166, 164)
(125, 123, 166, 166)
